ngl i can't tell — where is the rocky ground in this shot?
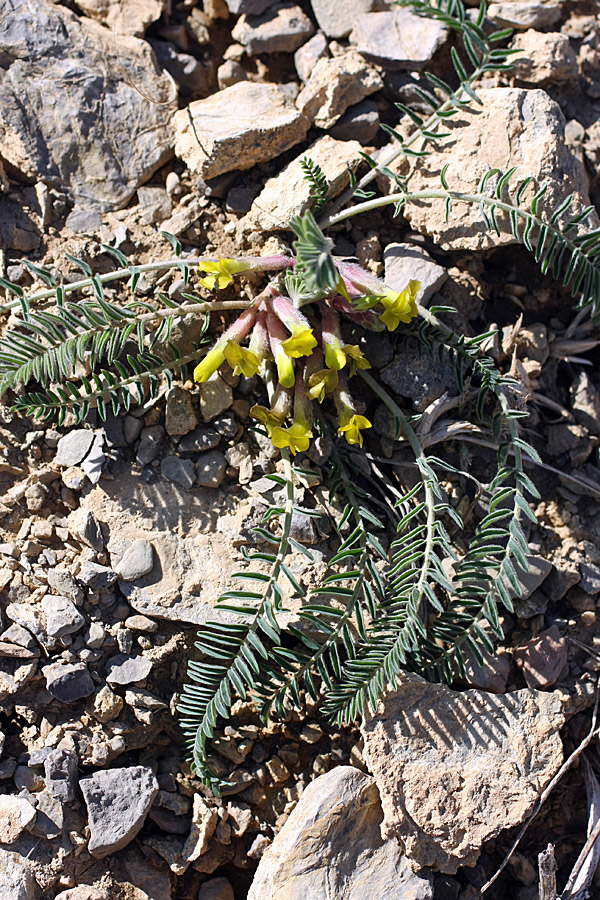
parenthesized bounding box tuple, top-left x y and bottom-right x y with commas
(1, 0, 600, 898)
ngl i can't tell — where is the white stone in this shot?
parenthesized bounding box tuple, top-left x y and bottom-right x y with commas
(296, 51, 382, 130)
(384, 242, 447, 305)
(0, 795, 36, 843)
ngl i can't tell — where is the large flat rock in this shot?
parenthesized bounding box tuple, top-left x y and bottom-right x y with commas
(173, 82, 310, 179)
(0, 0, 177, 212)
(247, 766, 433, 900)
(361, 676, 566, 873)
(401, 88, 596, 250)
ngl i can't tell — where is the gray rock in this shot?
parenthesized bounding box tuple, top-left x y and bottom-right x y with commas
(102, 413, 127, 448)
(77, 561, 118, 590)
(330, 99, 380, 143)
(232, 4, 314, 55)
(105, 653, 153, 685)
(247, 766, 432, 900)
(173, 82, 309, 179)
(161, 456, 196, 489)
(196, 451, 227, 488)
(165, 385, 198, 436)
(200, 376, 234, 421)
(66, 208, 102, 234)
(0, 1, 176, 213)
(361, 677, 565, 873)
(124, 414, 144, 444)
(137, 186, 172, 226)
(296, 51, 382, 130)
(384, 242, 447, 305)
(1, 624, 36, 650)
(86, 622, 106, 649)
(54, 430, 94, 467)
(226, 0, 278, 12)
(212, 414, 239, 438)
(47, 568, 83, 602)
(41, 595, 85, 639)
(380, 346, 457, 412)
(580, 561, 600, 595)
(217, 60, 248, 90)
(80, 431, 106, 484)
(487, 0, 562, 29)
(571, 371, 600, 436)
(44, 746, 78, 802)
(136, 425, 165, 465)
(226, 184, 258, 214)
(76, 0, 167, 35)
(512, 556, 553, 600)
(115, 539, 155, 582)
(68, 508, 104, 550)
(198, 878, 234, 900)
(30, 789, 63, 839)
(150, 38, 214, 96)
(80, 765, 159, 858)
(42, 662, 95, 702)
(311, 0, 375, 39)
(294, 31, 328, 82)
(350, 8, 448, 70)
(0, 847, 36, 900)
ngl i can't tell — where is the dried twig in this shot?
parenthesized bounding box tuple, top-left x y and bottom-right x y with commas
(538, 844, 557, 900)
(561, 818, 600, 900)
(473, 681, 600, 899)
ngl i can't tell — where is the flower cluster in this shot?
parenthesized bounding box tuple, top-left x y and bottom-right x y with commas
(193, 254, 420, 454)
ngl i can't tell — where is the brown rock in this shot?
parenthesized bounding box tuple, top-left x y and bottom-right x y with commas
(402, 88, 595, 251)
(514, 625, 568, 688)
(296, 51, 382, 130)
(173, 82, 309, 178)
(75, 0, 167, 36)
(247, 766, 433, 899)
(0, 796, 36, 843)
(511, 30, 578, 84)
(361, 676, 566, 873)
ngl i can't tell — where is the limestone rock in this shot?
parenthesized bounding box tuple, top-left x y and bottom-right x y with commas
(487, 0, 562, 29)
(181, 795, 219, 866)
(330, 99, 380, 144)
(511, 30, 578, 84)
(514, 625, 568, 688)
(384, 243, 447, 305)
(361, 677, 566, 873)
(173, 82, 309, 179)
(241, 135, 361, 232)
(0, 0, 176, 212)
(294, 31, 328, 82)
(165, 385, 198, 436)
(0, 848, 36, 900)
(80, 765, 159, 858)
(402, 88, 596, 251)
(248, 766, 433, 899)
(226, 0, 278, 12)
(311, 0, 375, 39)
(42, 662, 95, 702)
(75, 0, 168, 36)
(232, 4, 314, 55)
(55, 430, 95, 467)
(196, 451, 228, 488)
(41, 595, 85, 639)
(114, 539, 155, 582)
(44, 746, 78, 802)
(0, 796, 36, 843)
(105, 653, 152, 685)
(161, 456, 196, 489)
(350, 8, 448, 70)
(200, 375, 234, 421)
(296, 51, 382, 130)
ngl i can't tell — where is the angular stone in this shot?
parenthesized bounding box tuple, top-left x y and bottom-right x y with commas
(511, 30, 578, 84)
(179, 426, 221, 453)
(137, 185, 172, 225)
(361, 677, 566, 873)
(296, 51, 382, 130)
(165, 386, 198, 436)
(75, 0, 167, 36)
(161, 456, 196, 489)
(241, 135, 361, 232)
(402, 88, 595, 251)
(173, 82, 309, 179)
(42, 662, 95, 702)
(0, 848, 36, 900)
(380, 346, 457, 412)
(248, 766, 433, 899)
(0, 795, 36, 843)
(77, 561, 118, 590)
(232, 4, 314, 55)
(136, 424, 165, 465)
(487, 0, 562, 29)
(181, 794, 219, 865)
(0, 1, 176, 212)
(54, 889, 109, 900)
(41, 595, 85, 639)
(294, 31, 328, 82)
(151, 39, 214, 96)
(196, 451, 228, 489)
(44, 746, 78, 802)
(198, 878, 234, 900)
(514, 625, 568, 688)
(200, 374, 234, 421)
(115, 539, 155, 582)
(226, 0, 278, 12)
(384, 242, 447, 306)
(67, 508, 104, 551)
(105, 653, 152, 685)
(311, 0, 375, 39)
(330, 99, 380, 144)
(80, 430, 106, 484)
(54, 430, 95, 467)
(571, 371, 600, 436)
(80, 765, 159, 858)
(217, 60, 247, 90)
(30, 789, 63, 839)
(350, 8, 448, 70)
(92, 685, 124, 723)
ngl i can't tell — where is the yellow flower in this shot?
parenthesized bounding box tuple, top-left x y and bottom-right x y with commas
(280, 326, 318, 359)
(343, 345, 371, 377)
(198, 258, 248, 290)
(276, 353, 295, 389)
(338, 412, 372, 447)
(193, 345, 226, 382)
(271, 422, 312, 455)
(324, 341, 347, 371)
(307, 368, 338, 403)
(250, 404, 286, 437)
(223, 341, 261, 377)
(378, 280, 420, 331)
